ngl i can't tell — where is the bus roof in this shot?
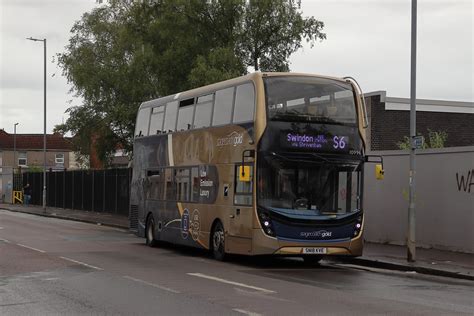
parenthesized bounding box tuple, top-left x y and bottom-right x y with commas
(139, 72, 349, 110)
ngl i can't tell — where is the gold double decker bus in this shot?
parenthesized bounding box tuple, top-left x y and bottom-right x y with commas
(130, 72, 375, 262)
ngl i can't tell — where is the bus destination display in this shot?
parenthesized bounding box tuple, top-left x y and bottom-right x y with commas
(281, 133, 350, 151)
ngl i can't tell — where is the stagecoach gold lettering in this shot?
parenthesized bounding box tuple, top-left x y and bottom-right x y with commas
(300, 230, 332, 238)
(217, 131, 243, 147)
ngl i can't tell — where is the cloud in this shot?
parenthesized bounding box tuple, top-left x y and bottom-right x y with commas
(293, 0, 473, 101)
(1, 0, 96, 133)
(1, 0, 472, 136)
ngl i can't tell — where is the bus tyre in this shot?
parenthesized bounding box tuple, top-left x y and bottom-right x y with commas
(146, 215, 158, 247)
(211, 221, 226, 261)
(303, 255, 323, 265)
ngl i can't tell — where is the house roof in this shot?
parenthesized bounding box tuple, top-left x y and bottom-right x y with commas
(0, 129, 73, 151)
(364, 91, 474, 114)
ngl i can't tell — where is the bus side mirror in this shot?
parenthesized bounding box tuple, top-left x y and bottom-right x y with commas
(239, 166, 251, 182)
(375, 164, 384, 180)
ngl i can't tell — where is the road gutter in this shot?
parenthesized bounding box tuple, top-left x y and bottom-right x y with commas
(330, 257, 474, 281)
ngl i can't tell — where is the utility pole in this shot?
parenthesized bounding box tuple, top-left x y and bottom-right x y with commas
(408, 0, 417, 262)
(27, 37, 47, 211)
(14, 123, 19, 170)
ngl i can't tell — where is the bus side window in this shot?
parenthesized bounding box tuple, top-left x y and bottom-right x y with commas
(135, 107, 151, 137)
(234, 165, 253, 206)
(194, 94, 214, 129)
(191, 167, 200, 202)
(163, 101, 178, 133)
(147, 169, 164, 200)
(176, 168, 190, 201)
(177, 98, 195, 131)
(165, 168, 177, 201)
(233, 83, 255, 124)
(149, 105, 165, 135)
(212, 87, 234, 126)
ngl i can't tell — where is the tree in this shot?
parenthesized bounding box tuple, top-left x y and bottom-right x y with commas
(57, 0, 326, 165)
(57, 0, 164, 164)
(238, 0, 326, 71)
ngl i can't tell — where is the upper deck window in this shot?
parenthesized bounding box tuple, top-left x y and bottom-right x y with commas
(177, 98, 195, 131)
(194, 94, 214, 129)
(264, 76, 356, 125)
(163, 101, 178, 133)
(135, 107, 151, 137)
(212, 87, 234, 126)
(233, 83, 255, 123)
(149, 105, 165, 135)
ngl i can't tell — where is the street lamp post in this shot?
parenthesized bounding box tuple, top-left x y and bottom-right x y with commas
(27, 37, 47, 211)
(13, 123, 19, 170)
(408, 0, 417, 262)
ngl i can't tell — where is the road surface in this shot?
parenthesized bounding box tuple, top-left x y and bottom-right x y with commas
(1, 210, 472, 315)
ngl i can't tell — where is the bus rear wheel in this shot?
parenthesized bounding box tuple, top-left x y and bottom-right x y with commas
(211, 221, 226, 261)
(146, 215, 158, 247)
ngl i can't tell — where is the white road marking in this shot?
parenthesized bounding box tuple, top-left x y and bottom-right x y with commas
(0, 226, 4, 229)
(233, 308, 263, 316)
(123, 276, 181, 294)
(187, 273, 276, 294)
(43, 278, 59, 281)
(59, 256, 104, 271)
(0, 238, 10, 243)
(234, 287, 291, 303)
(17, 243, 46, 253)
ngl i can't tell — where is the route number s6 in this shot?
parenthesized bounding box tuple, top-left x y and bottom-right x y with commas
(333, 136, 346, 149)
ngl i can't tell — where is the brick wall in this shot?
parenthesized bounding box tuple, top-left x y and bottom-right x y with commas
(366, 95, 474, 150)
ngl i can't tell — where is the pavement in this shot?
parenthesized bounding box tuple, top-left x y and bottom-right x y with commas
(1, 202, 473, 281)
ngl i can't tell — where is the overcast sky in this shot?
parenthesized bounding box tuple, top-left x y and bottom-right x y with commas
(0, 0, 472, 135)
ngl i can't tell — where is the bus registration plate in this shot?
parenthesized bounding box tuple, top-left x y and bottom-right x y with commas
(302, 247, 327, 254)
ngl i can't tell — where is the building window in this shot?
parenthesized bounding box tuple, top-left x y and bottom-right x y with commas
(55, 153, 65, 165)
(18, 152, 27, 167)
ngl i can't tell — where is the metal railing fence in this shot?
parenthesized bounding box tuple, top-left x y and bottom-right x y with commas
(21, 168, 131, 216)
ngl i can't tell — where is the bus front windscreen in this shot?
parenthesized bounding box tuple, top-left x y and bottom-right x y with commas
(258, 156, 362, 216)
(264, 76, 357, 125)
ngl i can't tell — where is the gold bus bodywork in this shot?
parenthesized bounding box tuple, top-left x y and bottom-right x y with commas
(131, 72, 367, 258)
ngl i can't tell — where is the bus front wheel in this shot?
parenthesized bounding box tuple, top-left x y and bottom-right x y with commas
(211, 221, 226, 261)
(146, 215, 158, 247)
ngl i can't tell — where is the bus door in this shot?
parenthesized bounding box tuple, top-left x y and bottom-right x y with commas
(227, 164, 254, 254)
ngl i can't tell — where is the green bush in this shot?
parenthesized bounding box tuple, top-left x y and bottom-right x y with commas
(396, 129, 448, 150)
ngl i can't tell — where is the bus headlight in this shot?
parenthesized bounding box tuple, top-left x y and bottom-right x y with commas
(353, 215, 363, 237)
(258, 212, 276, 237)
